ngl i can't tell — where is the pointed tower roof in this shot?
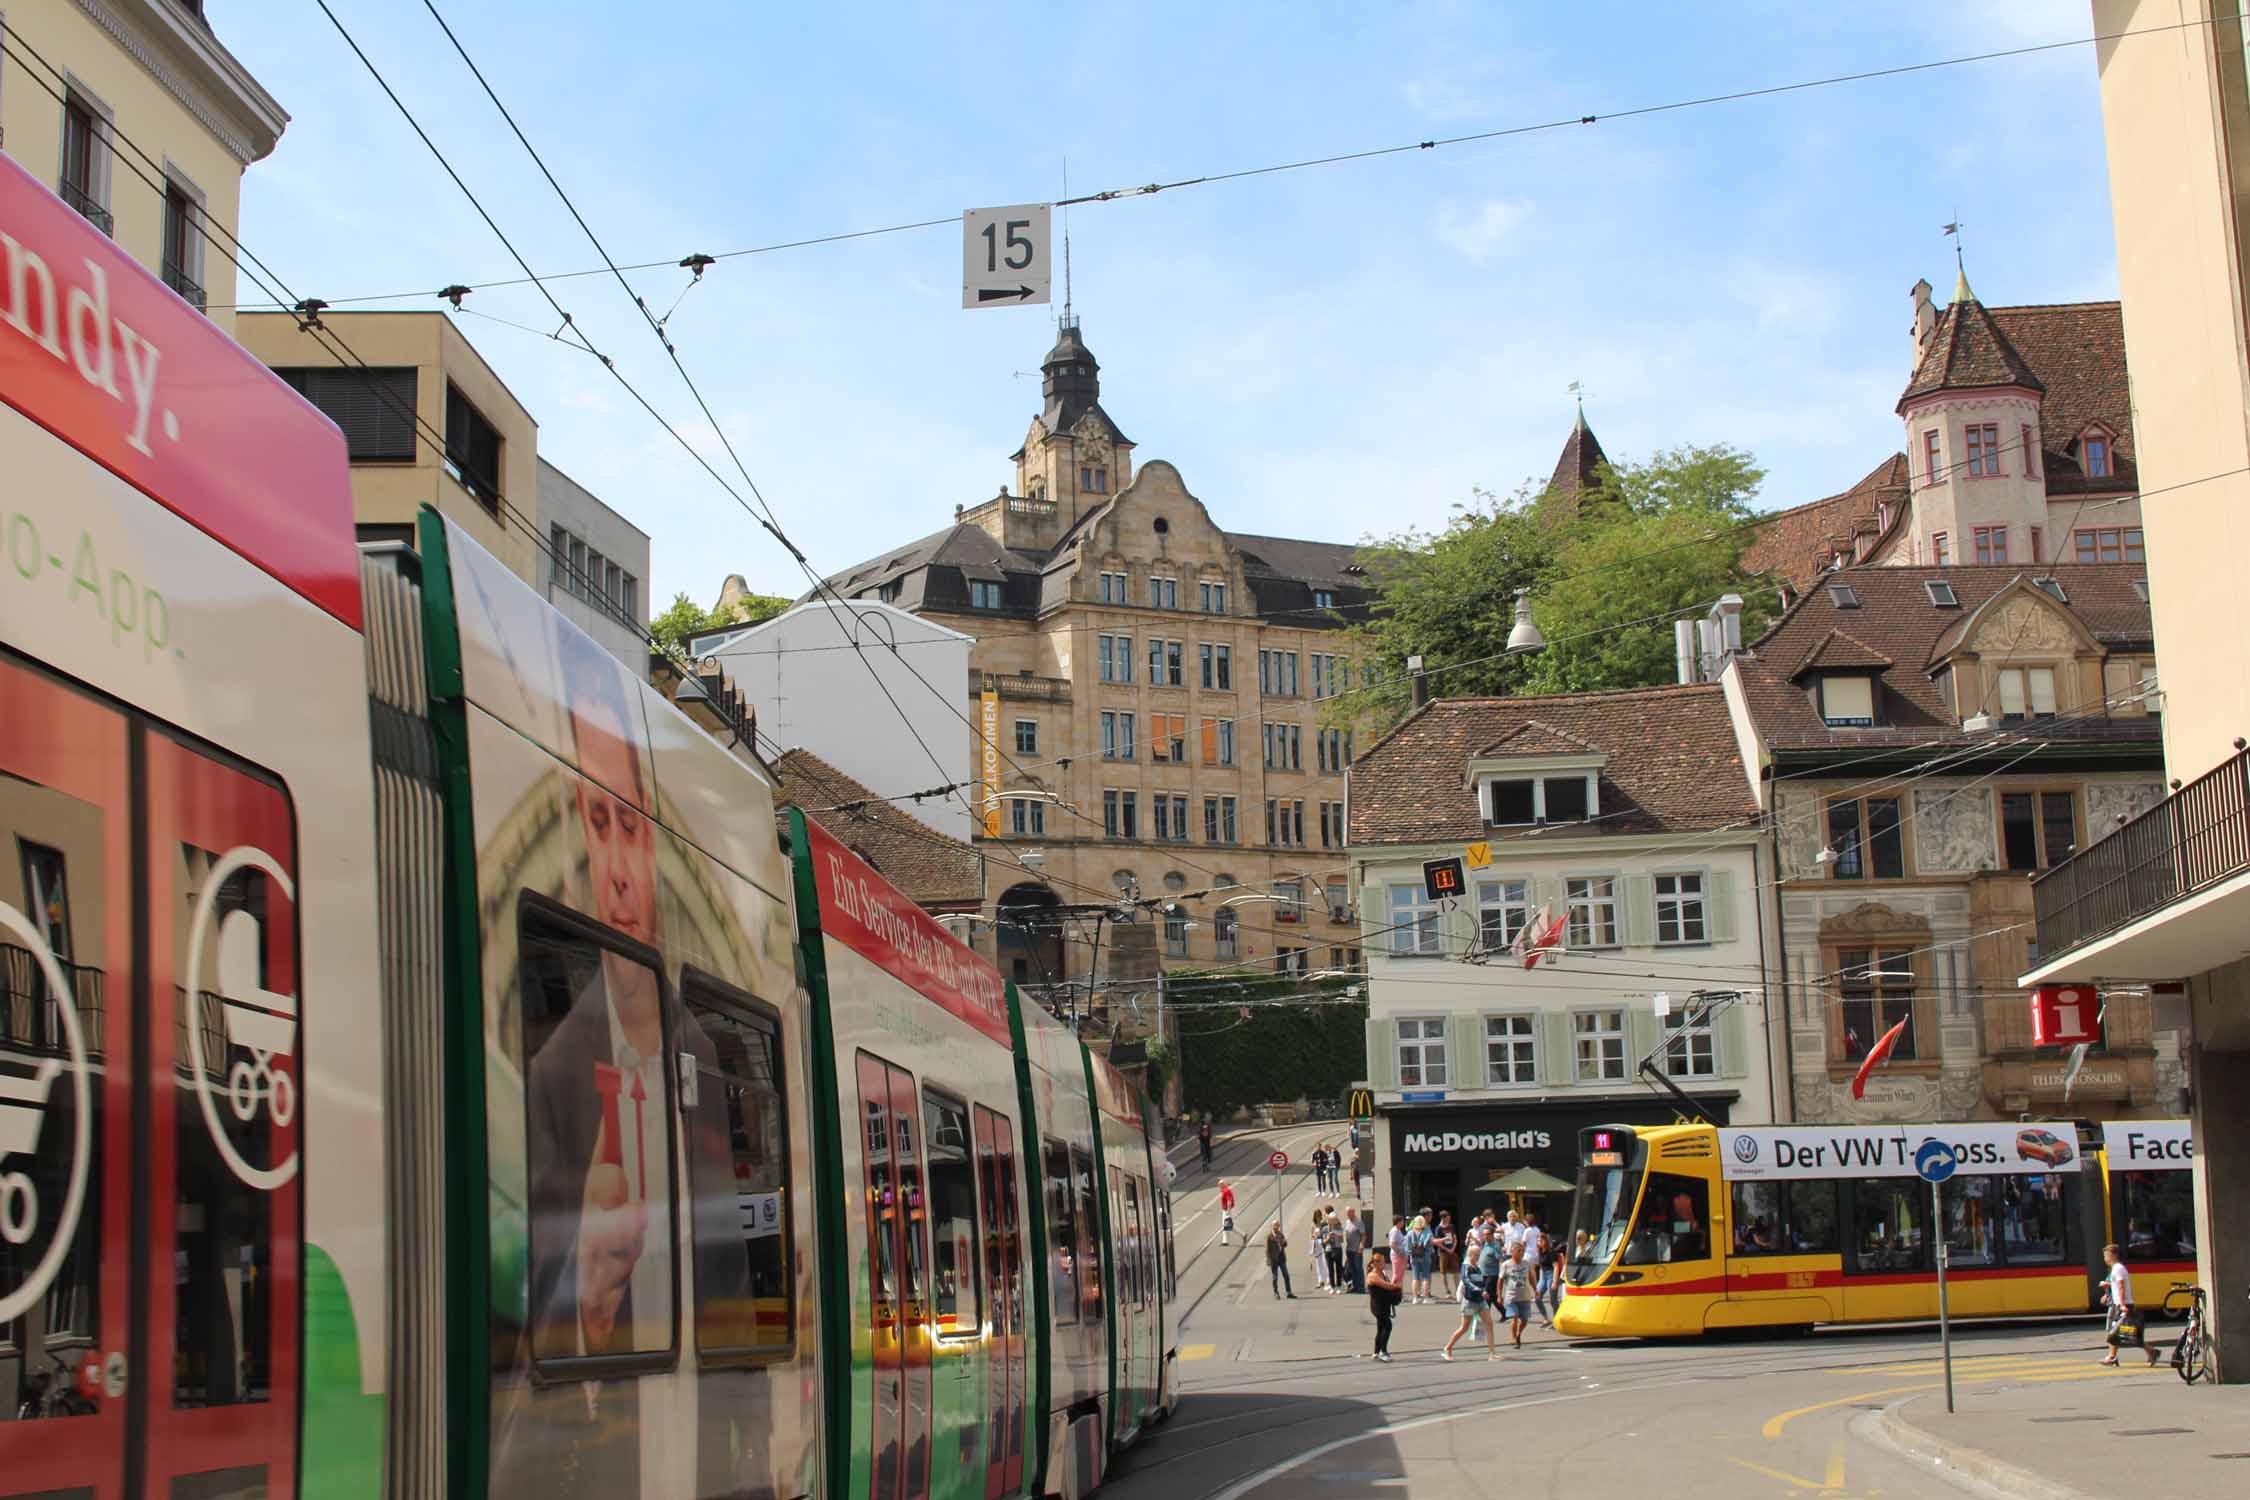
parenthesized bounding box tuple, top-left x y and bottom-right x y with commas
(1898, 286, 2045, 410)
(1545, 410, 1609, 514)
(1041, 318, 1125, 438)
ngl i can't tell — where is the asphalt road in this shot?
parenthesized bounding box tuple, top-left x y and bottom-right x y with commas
(1142, 1128, 2135, 1499)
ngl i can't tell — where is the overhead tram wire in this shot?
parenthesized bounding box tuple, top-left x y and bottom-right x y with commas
(219, 12, 2225, 315)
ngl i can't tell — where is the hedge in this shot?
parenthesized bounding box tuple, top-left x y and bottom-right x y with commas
(1168, 971, 1366, 1117)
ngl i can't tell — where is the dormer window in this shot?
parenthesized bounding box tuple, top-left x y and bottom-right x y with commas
(969, 580, 1004, 610)
(1313, 590, 1336, 610)
(1996, 666, 2058, 721)
(2085, 436, 2111, 478)
(1484, 774, 1596, 826)
(1819, 674, 1876, 727)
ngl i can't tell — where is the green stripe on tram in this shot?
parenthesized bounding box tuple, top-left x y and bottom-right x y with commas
(415, 506, 491, 1500)
(1005, 987, 1053, 1499)
(783, 806, 861, 1500)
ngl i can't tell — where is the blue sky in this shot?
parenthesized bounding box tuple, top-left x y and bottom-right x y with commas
(216, 1, 2119, 609)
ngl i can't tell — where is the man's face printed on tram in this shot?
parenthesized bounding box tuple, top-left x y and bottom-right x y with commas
(572, 682, 655, 946)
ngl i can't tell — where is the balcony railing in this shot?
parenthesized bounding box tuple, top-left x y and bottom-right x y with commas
(2032, 747, 2250, 961)
(60, 181, 112, 236)
(163, 259, 208, 312)
(2, 945, 107, 1058)
(973, 670, 1071, 704)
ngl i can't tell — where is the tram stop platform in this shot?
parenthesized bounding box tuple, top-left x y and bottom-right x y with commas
(1858, 1356, 2249, 1500)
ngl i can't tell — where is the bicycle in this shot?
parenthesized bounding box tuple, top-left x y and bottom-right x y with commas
(2159, 1283, 2210, 1385)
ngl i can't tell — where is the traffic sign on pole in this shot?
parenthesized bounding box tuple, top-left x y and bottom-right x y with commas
(962, 204, 1053, 308)
(1916, 1138, 1959, 1412)
(1267, 1150, 1290, 1172)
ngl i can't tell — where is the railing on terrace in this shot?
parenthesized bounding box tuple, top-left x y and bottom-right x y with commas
(2031, 746, 2250, 960)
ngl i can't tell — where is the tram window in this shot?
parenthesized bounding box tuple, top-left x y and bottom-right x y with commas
(1619, 1172, 1709, 1264)
(1071, 1146, 1103, 1323)
(1791, 1180, 1841, 1253)
(1940, 1173, 1997, 1268)
(682, 981, 793, 1359)
(1162, 1190, 1179, 1299)
(1731, 1181, 1787, 1254)
(923, 1091, 983, 1340)
(1123, 1175, 1145, 1309)
(2116, 1171, 2194, 1260)
(519, 907, 677, 1368)
(2000, 1173, 2072, 1265)
(1043, 1139, 1077, 1325)
(1850, 1180, 1929, 1274)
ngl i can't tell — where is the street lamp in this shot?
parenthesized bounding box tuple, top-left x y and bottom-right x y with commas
(1506, 588, 1547, 654)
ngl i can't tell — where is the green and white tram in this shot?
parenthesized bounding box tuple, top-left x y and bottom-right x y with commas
(0, 145, 1173, 1500)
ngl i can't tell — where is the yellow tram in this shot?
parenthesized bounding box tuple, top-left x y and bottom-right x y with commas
(1554, 1120, 2195, 1338)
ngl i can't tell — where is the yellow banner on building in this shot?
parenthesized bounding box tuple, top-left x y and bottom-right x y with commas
(980, 688, 1002, 837)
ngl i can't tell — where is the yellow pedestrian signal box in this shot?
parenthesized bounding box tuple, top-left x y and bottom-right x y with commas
(1422, 857, 1466, 901)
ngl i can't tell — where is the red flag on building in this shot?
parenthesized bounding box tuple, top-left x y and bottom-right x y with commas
(1849, 1016, 1912, 1100)
(1512, 903, 1566, 970)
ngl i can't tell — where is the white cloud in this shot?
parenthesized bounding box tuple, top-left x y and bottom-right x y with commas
(1435, 197, 1534, 261)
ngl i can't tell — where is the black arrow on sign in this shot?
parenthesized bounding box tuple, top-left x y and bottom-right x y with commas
(977, 285, 1035, 302)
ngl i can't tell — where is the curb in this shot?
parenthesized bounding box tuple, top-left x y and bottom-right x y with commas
(1853, 1397, 2100, 1500)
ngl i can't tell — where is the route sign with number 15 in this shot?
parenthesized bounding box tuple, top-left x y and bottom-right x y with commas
(962, 204, 1052, 308)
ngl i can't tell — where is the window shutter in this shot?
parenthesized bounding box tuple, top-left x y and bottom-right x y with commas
(1366, 1018, 1397, 1090)
(1359, 880, 1390, 948)
(1540, 1011, 1573, 1086)
(1718, 1001, 1750, 1079)
(1706, 868, 1737, 943)
(1626, 1005, 1660, 1073)
(1622, 875, 1656, 947)
(1452, 1012, 1485, 1090)
(1530, 875, 1565, 919)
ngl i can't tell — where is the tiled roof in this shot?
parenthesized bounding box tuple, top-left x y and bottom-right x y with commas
(1733, 563, 2159, 753)
(1475, 720, 1602, 758)
(1986, 302, 2137, 496)
(1742, 453, 1911, 591)
(1900, 292, 2045, 404)
(1348, 684, 1757, 846)
(1791, 628, 1894, 679)
(771, 749, 984, 908)
(1544, 412, 1609, 516)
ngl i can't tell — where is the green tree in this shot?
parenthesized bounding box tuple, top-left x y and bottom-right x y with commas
(1335, 443, 1772, 726)
(649, 588, 793, 651)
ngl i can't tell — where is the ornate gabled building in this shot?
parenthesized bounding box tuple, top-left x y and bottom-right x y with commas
(1746, 277, 2141, 590)
(816, 320, 1378, 998)
(1718, 564, 2178, 1124)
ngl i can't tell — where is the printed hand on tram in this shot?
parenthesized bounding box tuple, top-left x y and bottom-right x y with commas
(578, 1120, 647, 1350)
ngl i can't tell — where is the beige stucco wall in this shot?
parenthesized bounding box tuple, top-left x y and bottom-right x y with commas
(2095, 0, 2250, 785)
(0, 1, 285, 337)
(237, 311, 542, 582)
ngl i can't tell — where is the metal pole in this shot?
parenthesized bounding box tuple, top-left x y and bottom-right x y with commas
(1933, 1177, 1955, 1413)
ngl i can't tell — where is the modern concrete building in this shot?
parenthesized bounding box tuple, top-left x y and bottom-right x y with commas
(1349, 682, 1783, 1225)
(539, 458, 648, 673)
(0, 1, 287, 334)
(238, 311, 542, 585)
(2017, 0, 2250, 1382)
(811, 319, 1376, 999)
(696, 600, 977, 842)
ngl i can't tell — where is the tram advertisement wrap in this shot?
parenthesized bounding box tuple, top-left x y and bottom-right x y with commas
(1722, 1122, 2084, 1180)
(2100, 1120, 2193, 1170)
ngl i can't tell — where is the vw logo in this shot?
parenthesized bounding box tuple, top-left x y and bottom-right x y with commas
(1731, 1133, 1759, 1164)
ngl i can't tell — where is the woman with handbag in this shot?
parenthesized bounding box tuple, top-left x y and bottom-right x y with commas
(2099, 1242, 2152, 1366)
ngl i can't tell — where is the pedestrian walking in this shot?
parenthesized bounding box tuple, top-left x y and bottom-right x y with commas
(1342, 1207, 1366, 1293)
(1350, 1148, 1362, 1201)
(1198, 1117, 1213, 1171)
(1500, 1241, 1535, 1349)
(1266, 1220, 1296, 1299)
(1365, 1247, 1403, 1362)
(1387, 1215, 1409, 1282)
(1435, 1211, 1459, 1297)
(1324, 1207, 1347, 1293)
(2098, 1242, 2153, 1366)
(1524, 1214, 1554, 1328)
(1442, 1231, 1502, 1361)
(1309, 1208, 1331, 1290)
(1219, 1179, 1237, 1246)
(1406, 1216, 1434, 1304)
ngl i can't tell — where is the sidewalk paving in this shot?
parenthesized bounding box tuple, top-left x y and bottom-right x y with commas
(1860, 1358, 2249, 1499)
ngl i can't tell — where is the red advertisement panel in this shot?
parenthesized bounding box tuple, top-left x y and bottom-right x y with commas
(0, 151, 359, 629)
(805, 818, 1010, 1047)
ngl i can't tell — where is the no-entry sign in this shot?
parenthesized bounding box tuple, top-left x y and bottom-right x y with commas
(1268, 1150, 1290, 1171)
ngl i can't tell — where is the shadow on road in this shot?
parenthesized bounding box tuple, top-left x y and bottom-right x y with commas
(1103, 1391, 1409, 1500)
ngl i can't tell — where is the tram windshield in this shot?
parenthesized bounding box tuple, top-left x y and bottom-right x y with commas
(1567, 1163, 1643, 1285)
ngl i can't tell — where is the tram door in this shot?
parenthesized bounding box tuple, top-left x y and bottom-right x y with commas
(994, 1125, 1024, 1492)
(0, 660, 301, 1500)
(857, 1055, 932, 1500)
(972, 1106, 1008, 1500)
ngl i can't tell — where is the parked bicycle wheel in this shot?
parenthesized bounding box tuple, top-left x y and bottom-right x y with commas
(2178, 1323, 2208, 1384)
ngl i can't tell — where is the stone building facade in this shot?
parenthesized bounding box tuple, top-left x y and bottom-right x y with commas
(1722, 565, 2180, 1123)
(816, 320, 1375, 996)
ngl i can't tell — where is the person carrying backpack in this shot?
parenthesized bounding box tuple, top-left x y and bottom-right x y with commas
(1406, 1217, 1434, 1304)
(1442, 1231, 1501, 1361)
